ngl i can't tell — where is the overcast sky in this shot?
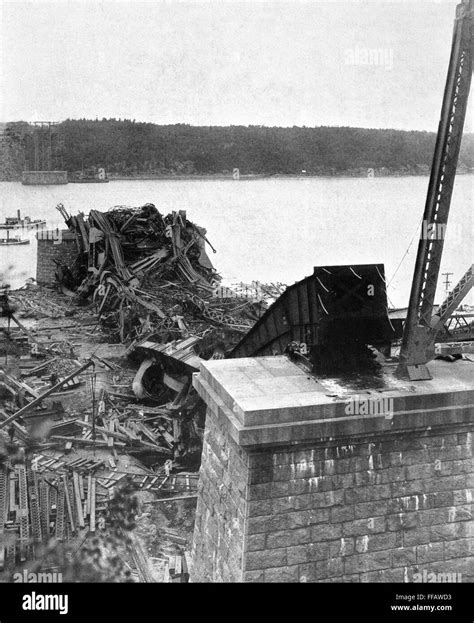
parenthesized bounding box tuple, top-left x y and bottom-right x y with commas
(1, 0, 471, 131)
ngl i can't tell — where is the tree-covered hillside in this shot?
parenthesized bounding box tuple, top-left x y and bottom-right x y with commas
(1, 119, 473, 179)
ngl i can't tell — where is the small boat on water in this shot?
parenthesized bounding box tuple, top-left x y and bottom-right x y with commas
(0, 210, 46, 231)
(69, 167, 109, 183)
(0, 231, 30, 246)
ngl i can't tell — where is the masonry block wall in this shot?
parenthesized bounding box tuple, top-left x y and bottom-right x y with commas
(192, 402, 249, 581)
(191, 357, 474, 583)
(241, 429, 472, 582)
(36, 231, 78, 284)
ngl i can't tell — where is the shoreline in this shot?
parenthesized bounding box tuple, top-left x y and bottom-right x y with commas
(1, 171, 473, 184)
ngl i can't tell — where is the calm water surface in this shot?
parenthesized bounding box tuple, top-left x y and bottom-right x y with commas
(0, 175, 472, 308)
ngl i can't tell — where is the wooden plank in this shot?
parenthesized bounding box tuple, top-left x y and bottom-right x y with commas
(116, 422, 139, 441)
(72, 472, 85, 528)
(161, 530, 187, 546)
(145, 476, 158, 490)
(1, 371, 39, 399)
(135, 422, 158, 444)
(66, 457, 82, 467)
(50, 435, 126, 447)
(77, 420, 130, 442)
(143, 494, 198, 504)
(42, 458, 57, 468)
(62, 475, 75, 534)
(125, 528, 154, 582)
(90, 477, 96, 533)
(4, 475, 10, 523)
(160, 429, 174, 446)
(0, 466, 7, 570)
(158, 476, 169, 489)
(86, 474, 92, 517)
(78, 475, 85, 501)
(104, 473, 127, 488)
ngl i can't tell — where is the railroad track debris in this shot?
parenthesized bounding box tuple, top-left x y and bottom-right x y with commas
(0, 460, 105, 569)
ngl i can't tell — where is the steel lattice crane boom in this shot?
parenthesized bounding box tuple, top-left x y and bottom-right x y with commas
(397, 0, 473, 381)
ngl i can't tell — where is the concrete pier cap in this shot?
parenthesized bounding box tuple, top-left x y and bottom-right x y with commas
(190, 356, 474, 583)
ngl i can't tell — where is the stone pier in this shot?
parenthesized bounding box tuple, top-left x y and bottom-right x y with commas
(190, 356, 474, 582)
(36, 231, 78, 284)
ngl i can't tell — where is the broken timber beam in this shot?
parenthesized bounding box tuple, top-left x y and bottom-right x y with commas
(9, 313, 41, 345)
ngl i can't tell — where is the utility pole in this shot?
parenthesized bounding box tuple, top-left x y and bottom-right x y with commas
(442, 272, 453, 294)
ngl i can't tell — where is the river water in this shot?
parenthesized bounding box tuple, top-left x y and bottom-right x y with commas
(0, 175, 472, 308)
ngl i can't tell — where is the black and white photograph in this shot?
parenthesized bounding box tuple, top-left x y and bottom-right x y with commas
(0, 0, 472, 618)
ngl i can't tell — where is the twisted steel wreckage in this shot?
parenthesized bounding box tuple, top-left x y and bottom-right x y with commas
(0, 0, 473, 582)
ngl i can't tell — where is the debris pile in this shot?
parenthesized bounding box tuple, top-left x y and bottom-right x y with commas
(0, 202, 285, 581)
(57, 202, 262, 348)
(51, 203, 273, 468)
(0, 339, 199, 581)
(0, 289, 193, 580)
(53, 202, 273, 464)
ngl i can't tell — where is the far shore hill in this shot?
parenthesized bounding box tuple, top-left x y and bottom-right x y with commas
(1, 119, 473, 181)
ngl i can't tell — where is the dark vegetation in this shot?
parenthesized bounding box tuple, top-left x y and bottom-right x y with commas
(1, 119, 473, 179)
